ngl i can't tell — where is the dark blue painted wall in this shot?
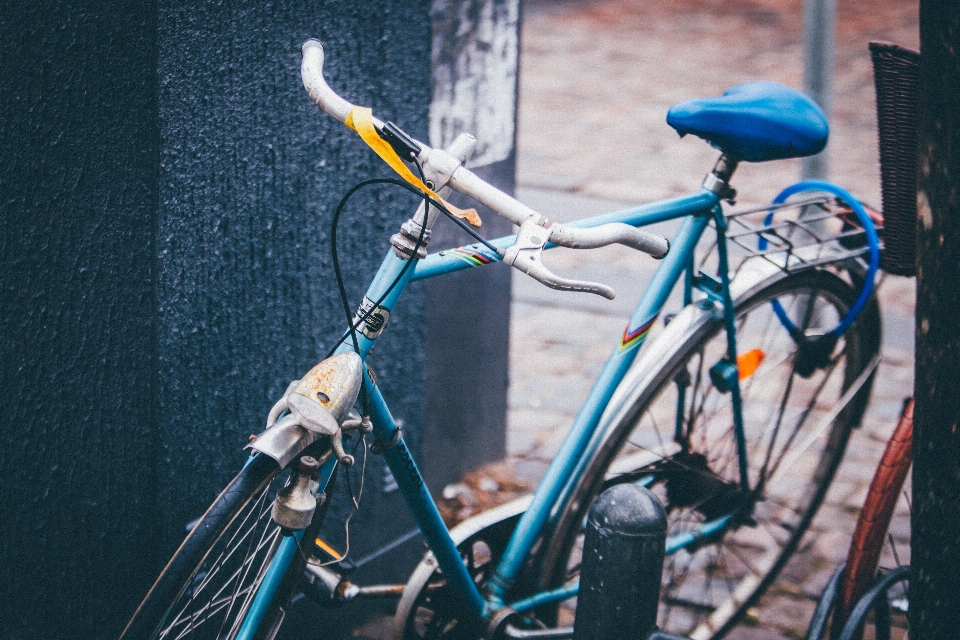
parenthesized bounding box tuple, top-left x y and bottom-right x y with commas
(0, 2, 161, 636)
(0, 1, 432, 637)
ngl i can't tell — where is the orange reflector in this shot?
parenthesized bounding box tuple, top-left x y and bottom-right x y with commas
(315, 537, 343, 561)
(738, 349, 765, 380)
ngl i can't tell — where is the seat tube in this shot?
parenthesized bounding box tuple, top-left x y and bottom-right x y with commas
(712, 205, 750, 489)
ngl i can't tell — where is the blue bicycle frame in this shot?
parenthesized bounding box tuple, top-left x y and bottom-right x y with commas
(339, 188, 723, 621)
(250, 177, 878, 630)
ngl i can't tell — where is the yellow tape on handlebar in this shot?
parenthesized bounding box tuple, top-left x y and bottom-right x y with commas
(346, 107, 481, 227)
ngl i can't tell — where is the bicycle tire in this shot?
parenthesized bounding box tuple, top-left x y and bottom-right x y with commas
(833, 399, 913, 639)
(121, 445, 332, 640)
(538, 267, 881, 640)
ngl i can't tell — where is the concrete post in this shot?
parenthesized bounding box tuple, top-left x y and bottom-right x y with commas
(422, 0, 520, 490)
(573, 484, 668, 640)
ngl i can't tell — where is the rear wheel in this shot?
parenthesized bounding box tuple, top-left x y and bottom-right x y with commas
(121, 444, 333, 640)
(540, 268, 881, 640)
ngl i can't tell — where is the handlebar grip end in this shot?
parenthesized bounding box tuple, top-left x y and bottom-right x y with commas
(653, 237, 670, 260)
(301, 39, 323, 56)
(301, 39, 354, 124)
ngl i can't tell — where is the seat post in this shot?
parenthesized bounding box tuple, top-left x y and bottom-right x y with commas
(702, 153, 740, 203)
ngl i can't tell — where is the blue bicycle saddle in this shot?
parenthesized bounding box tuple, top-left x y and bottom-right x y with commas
(666, 82, 828, 162)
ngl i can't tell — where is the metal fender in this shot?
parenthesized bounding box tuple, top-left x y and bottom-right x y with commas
(599, 256, 791, 439)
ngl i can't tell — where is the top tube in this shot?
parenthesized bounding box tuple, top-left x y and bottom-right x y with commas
(411, 190, 719, 282)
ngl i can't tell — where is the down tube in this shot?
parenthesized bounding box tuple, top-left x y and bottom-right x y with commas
(364, 376, 488, 619)
(486, 212, 713, 605)
(327, 249, 488, 615)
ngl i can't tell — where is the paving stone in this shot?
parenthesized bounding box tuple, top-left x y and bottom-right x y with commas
(800, 563, 845, 600)
(754, 594, 817, 635)
(811, 529, 856, 565)
(509, 458, 550, 485)
(842, 483, 871, 511)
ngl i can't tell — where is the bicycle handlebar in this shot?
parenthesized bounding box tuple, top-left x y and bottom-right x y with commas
(301, 39, 670, 298)
(301, 39, 368, 127)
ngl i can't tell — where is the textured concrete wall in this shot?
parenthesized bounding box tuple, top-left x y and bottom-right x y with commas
(423, 0, 520, 490)
(0, 1, 432, 638)
(0, 2, 161, 636)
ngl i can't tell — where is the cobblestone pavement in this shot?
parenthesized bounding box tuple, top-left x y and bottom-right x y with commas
(503, 1, 919, 638)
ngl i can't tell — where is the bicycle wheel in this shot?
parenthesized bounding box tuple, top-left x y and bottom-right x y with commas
(121, 444, 333, 640)
(539, 267, 881, 640)
(834, 399, 912, 640)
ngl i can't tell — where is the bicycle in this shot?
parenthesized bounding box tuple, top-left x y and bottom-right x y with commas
(120, 39, 884, 640)
(804, 398, 911, 640)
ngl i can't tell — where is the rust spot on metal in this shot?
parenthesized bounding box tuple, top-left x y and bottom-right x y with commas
(293, 352, 363, 422)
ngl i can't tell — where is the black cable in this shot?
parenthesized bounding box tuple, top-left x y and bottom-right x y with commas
(326, 177, 433, 418)
(434, 199, 501, 255)
(325, 165, 500, 414)
(325, 178, 431, 361)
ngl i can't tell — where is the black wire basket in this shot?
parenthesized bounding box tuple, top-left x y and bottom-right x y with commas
(870, 41, 920, 277)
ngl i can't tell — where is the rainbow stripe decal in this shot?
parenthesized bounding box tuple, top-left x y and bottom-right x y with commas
(618, 314, 658, 354)
(446, 246, 500, 267)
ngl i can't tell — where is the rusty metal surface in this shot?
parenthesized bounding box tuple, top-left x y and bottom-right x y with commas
(252, 352, 364, 468)
(292, 352, 364, 423)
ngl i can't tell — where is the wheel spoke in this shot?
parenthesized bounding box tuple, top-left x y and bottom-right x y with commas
(123, 451, 334, 640)
(762, 357, 840, 484)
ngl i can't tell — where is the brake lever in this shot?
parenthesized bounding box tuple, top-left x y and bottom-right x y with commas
(502, 218, 671, 299)
(502, 218, 617, 299)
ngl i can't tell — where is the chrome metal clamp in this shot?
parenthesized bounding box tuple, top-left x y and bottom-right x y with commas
(390, 133, 479, 260)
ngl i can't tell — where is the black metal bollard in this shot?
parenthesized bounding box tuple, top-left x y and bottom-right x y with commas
(572, 483, 668, 640)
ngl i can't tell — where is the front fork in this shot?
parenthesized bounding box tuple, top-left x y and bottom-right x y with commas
(235, 452, 339, 640)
